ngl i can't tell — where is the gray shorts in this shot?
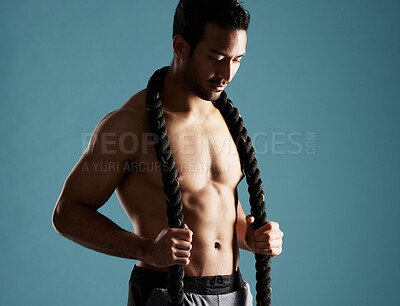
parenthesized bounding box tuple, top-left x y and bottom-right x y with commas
(128, 265, 253, 306)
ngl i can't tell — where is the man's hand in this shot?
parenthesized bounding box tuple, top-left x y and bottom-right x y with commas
(245, 216, 283, 258)
(145, 224, 193, 268)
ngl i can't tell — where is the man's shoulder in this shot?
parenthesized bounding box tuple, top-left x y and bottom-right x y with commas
(86, 89, 149, 159)
(97, 89, 148, 135)
(120, 88, 147, 113)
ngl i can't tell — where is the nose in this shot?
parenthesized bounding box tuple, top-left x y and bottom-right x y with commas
(217, 61, 234, 83)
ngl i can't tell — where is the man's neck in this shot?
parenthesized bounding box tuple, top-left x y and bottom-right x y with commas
(161, 65, 215, 118)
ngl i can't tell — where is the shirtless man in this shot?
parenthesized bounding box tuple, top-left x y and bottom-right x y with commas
(52, 0, 283, 305)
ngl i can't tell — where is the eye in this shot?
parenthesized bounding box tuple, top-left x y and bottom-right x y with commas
(209, 56, 223, 62)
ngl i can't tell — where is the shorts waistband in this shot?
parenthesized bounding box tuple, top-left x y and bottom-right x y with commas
(130, 265, 244, 295)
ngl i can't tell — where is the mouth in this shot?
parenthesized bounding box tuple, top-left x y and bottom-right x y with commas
(208, 83, 226, 92)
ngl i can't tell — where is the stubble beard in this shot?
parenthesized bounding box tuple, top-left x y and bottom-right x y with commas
(183, 61, 222, 102)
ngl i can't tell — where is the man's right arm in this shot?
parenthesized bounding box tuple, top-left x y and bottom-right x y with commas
(52, 109, 150, 261)
(52, 107, 193, 267)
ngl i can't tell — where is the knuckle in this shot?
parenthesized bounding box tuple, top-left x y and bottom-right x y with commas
(273, 247, 281, 254)
(258, 249, 268, 255)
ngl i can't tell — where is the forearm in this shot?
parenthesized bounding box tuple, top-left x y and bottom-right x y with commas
(236, 221, 252, 252)
(238, 238, 251, 252)
(52, 199, 150, 261)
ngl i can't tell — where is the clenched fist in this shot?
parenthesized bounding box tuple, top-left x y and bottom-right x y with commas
(245, 217, 284, 258)
(145, 225, 193, 267)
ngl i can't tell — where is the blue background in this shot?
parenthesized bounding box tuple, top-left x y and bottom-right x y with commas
(1, 0, 399, 305)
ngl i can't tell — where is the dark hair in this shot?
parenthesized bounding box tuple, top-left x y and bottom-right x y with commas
(173, 0, 250, 52)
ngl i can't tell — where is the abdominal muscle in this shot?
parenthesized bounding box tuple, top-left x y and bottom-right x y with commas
(118, 179, 240, 277)
(180, 183, 240, 276)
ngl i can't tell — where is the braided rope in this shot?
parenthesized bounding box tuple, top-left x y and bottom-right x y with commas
(146, 67, 185, 306)
(146, 66, 271, 305)
(213, 91, 272, 306)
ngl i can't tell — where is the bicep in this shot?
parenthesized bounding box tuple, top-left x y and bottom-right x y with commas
(60, 152, 127, 210)
(58, 110, 138, 210)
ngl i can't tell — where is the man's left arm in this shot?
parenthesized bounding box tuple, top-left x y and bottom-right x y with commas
(236, 199, 284, 258)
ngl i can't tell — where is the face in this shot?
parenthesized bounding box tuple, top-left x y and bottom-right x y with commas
(183, 22, 247, 101)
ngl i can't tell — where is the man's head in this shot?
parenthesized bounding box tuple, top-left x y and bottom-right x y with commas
(172, 0, 250, 101)
(173, 0, 250, 54)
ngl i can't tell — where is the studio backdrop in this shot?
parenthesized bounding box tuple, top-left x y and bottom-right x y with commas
(0, 0, 399, 305)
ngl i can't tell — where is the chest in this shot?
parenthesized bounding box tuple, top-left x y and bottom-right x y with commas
(164, 116, 243, 192)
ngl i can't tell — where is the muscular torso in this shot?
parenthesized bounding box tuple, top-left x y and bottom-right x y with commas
(116, 89, 244, 276)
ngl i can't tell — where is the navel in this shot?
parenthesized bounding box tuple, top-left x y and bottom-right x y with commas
(214, 241, 221, 249)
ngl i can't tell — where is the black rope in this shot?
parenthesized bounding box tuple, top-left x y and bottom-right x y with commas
(213, 90, 272, 306)
(146, 66, 271, 305)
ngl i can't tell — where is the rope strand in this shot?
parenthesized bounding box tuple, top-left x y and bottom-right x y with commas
(214, 91, 272, 306)
(146, 67, 185, 306)
(146, 66, 271, 305)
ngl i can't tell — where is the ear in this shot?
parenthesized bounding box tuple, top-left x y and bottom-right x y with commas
(173, 34, 190, 62)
